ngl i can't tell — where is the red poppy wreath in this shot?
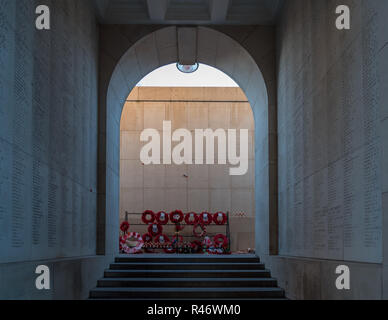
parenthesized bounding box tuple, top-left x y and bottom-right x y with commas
(120, 221, 130, 233)
(120, 232, 144, 254)
(193, 223, 207, 238)
(185, 212, 199, 225)
(170, 210, 184, 224)
(212, 212, 227, 225)
(213, 234, 228, 248)
(155, 211, 169, 225)
(155, 234, 170, 245)
(142, 233, 153, 243)
(142, 210, 155, 224)
(199, 212, 213, 225)
(148, 223, 163, 236)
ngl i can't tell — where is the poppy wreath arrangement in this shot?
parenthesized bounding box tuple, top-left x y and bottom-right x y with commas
(120, 232, 144, 254)
(142, 210, 155, 224)
(212, 212, 227, 225)
(155, 211, 169, 225)
(127, 209, 230, 254)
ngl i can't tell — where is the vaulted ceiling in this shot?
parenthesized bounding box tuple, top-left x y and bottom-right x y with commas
(94, 0, 284, 25)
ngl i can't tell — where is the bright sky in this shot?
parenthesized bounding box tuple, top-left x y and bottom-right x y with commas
(136, 63, 239, 87)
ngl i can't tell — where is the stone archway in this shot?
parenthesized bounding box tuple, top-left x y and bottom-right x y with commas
(98, 26, 277, 258)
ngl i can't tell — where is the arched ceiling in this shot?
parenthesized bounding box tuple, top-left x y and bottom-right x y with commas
(94, 0, 284, 25)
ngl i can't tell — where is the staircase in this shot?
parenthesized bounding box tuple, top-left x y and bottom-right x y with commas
(89, 254, 286, 300)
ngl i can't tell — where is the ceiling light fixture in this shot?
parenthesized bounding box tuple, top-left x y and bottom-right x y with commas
(176, 62, 199, 73)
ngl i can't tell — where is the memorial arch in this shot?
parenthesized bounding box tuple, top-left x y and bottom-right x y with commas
(98, 26, 278, 258)
(2, 0, 388, 300)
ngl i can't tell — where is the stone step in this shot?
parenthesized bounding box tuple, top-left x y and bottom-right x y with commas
(89, 255, 285, 300)
(97, 277, 278, 288)
(109, 262, 266, 270)
(115, 254, 260, 264)
(89, 287, 285, 299)
(104, 269, 272, 278)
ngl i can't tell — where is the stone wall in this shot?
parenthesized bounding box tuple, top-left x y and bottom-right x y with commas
(272, 0, 388, 299)
(0, 0, 104, 299)
(120, 87, 255, 252)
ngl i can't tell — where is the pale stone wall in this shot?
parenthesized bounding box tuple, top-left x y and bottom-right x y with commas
(270, 0, 388, 299)
(120, 87, 255, 252)
(278, 0, 383, 263)
(0, 0, 103, 299)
